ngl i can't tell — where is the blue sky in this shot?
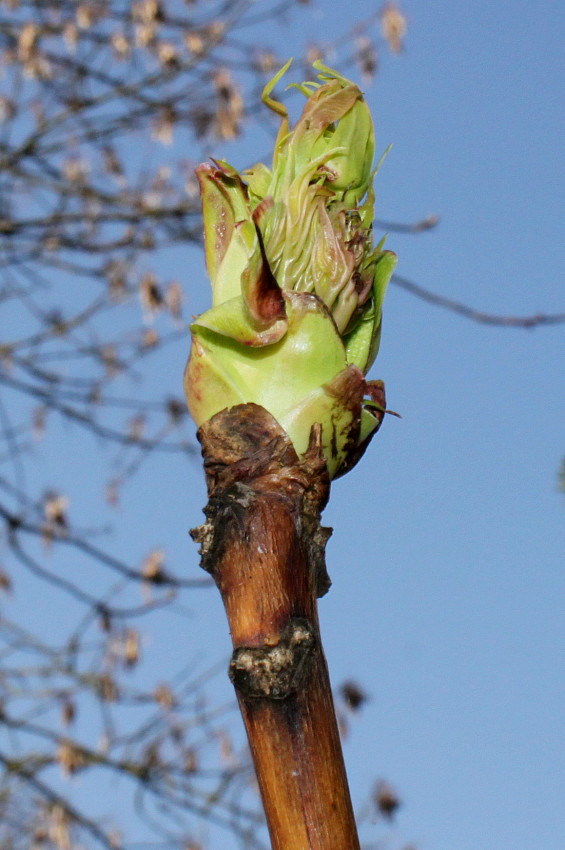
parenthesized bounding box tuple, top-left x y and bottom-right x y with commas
(305, 3, 565, 848)
(197, 2, 565, 847)
(5, 1, 564, 849)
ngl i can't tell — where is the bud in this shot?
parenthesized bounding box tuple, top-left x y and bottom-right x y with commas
(185, 61, 396, 478)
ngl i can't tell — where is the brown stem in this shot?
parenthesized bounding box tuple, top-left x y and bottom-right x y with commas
(191, 404, 360, 850)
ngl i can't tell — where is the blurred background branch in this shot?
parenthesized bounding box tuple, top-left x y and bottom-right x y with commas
(0, 2, 413, 849)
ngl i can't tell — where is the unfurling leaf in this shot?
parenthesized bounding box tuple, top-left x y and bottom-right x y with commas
(185, 61, 396, 478)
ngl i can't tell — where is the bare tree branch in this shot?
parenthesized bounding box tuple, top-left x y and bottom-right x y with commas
(392, 274, 565, 328)
(0, 3, 404, 849)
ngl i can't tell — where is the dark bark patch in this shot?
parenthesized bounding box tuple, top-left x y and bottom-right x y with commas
(229, 617, 316, 699)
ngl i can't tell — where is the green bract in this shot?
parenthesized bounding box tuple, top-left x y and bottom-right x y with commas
(185, 60, 396, 478)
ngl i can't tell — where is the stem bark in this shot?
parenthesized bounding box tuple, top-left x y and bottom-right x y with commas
(191, 404, 360, 850)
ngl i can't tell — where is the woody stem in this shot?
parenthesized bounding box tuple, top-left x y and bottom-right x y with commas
(191, 404, 360, 850)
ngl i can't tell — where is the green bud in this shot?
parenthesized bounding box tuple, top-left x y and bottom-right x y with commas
(185, 61, 396, 478)
(245, 60, 394, 342)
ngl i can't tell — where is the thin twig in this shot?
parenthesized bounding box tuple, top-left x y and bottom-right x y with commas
(392, 274, 565, 328)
